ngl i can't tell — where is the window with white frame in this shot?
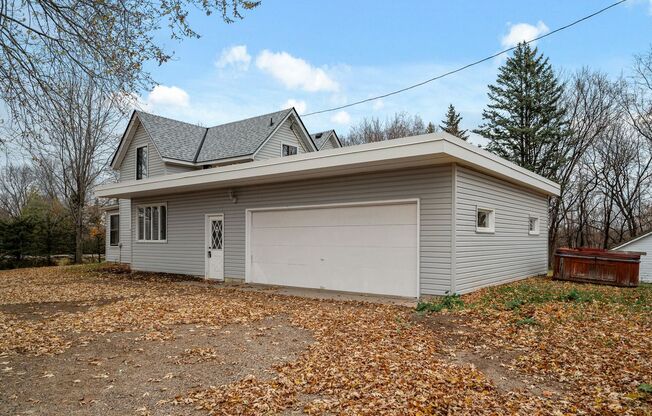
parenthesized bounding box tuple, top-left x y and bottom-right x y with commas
(528, 216, 540, 235)
(137, 203, 167, 241)
(136, 145, 148, 180)
(109, 214, 120, 246)
(281, 143, 297, 157)
(476, 207, 495, 233)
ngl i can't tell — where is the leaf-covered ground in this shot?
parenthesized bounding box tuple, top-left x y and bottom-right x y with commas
(0, 264, 651, 415)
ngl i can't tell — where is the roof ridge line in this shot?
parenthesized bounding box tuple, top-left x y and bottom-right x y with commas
(206, 108, 292, 129)
(193, 127, 210, 163)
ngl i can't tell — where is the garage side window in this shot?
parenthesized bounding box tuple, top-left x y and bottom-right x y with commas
(137, 203, 167, 242)
(109, 214, 119, 246)
(476, 207, 495, 233)
(528, 216, 540, 235)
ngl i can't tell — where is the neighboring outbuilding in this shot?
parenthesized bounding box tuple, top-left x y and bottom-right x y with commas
(612, 231, 652, 282)
(97, 107, 560, 298)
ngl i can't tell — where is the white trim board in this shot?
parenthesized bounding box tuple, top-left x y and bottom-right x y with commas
(612, 231, 652, 251)
(97, 133, 560, 199)
(244, 198, 421, 298)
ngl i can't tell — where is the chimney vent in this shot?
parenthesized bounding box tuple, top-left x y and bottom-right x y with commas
(269, 117, 274, 126)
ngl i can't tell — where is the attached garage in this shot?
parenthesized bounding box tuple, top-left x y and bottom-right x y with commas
(97, 131, 561, 298)
(246, 201, 419, 297)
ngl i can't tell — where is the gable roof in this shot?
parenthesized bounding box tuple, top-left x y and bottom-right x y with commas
(311, 130, 341, 150)
(110, 108, 315, 168)
(612, 230, 652, 251)
(137, 111, 207, 162)
(197, 109, 293, 163)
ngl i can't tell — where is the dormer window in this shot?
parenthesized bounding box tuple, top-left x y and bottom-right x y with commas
(136, 146, 148, 180)
(282, 143, 297, 157)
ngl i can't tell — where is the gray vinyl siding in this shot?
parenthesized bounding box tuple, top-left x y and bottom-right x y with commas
(615, 235, 652, 282)
(166, 164, 198, 175)
(105, 199, 132, 263)
(118, 198, 132, 263)
(119, 123, 166, 181)
(105, 209, 120, 262)
(130, 165, 452, 295)
(255, 120, 308, 161)
(454, 166, 548, 293)
(320, 136, 338, 150)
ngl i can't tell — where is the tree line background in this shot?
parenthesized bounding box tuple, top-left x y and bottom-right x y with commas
(0, 1, 650, 268)
(342, 44, 652, 261)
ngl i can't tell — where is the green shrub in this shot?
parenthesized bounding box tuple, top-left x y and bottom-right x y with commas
(638, 383, 652, 394)
(416, 293, 464, 313)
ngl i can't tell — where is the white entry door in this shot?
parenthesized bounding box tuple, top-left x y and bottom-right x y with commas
(205, 214, 224, 280)
(248, 202, 418, 297)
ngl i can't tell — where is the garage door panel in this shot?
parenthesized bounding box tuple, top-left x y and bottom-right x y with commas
(252, 204, 417, 228)
(252, 243, 417, 271)
(249, 202, 418, 297)
(252, 224, 417, 248)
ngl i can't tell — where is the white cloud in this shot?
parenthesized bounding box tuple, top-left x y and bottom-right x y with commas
(146, 85, 190, 108)
(215, 45, 251, 70)
(372, 99, 384, 110)
(256, 50, 339, 92)
(283, 99, 307, 114)
(501, 21, 549, 48)
(330, 111, 351, 125)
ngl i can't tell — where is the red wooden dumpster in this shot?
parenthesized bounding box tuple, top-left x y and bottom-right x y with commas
(553, 247, 646, 287)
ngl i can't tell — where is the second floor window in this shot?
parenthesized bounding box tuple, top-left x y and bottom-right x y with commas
(136, 146, 148, 180)
(282, 143, 297, 157)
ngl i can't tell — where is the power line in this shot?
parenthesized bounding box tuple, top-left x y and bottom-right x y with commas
(302, 0, 628, 117)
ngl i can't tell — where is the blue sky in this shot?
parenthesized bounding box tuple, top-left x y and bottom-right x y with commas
(137, 0, 652, 145)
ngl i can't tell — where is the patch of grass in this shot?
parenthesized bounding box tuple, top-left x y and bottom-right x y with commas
(416, 293, 464, 313)
(638, 383, 652, 394)
(466, 277, 652, 312)
(515, 317, 539, 326)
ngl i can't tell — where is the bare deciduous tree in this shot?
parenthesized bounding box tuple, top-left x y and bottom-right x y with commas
(0, 0, 259, 117)
(344, 113, 428, 145)
(0, 164, 36, 218)
(9, 69, 123, 263)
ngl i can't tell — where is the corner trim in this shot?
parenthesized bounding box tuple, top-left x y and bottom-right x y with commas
(450, 163, 457, 294)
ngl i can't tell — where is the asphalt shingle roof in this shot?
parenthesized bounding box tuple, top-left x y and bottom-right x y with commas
(311, 130, 336, 150)
(133, 108, 295, 164)
(197, 109, 292, 163)
(136, 111, 207, 162)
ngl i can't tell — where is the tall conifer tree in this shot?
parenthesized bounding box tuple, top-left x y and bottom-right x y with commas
(474, 42, 566, 178)
(439, 104, 469, 140)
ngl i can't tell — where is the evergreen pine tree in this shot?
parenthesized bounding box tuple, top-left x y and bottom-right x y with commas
(473, 42, 566, 178)
(439, 104, 469, 140)
(426, 122, 436, 134)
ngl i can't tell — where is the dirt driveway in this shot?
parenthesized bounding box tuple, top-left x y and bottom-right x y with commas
(1, 264, 651, 415)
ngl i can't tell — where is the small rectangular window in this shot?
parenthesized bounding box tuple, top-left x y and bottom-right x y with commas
(282, 143, 298, 157)
(137, 203, 167, 242)
(528, 216, 540, 235)
(476, 207, 495, 233)
(109, 214, 120, 246)
(136, 146, 148, 180)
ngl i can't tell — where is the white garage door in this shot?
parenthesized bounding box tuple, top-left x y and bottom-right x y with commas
(248, 202, 418, 297)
